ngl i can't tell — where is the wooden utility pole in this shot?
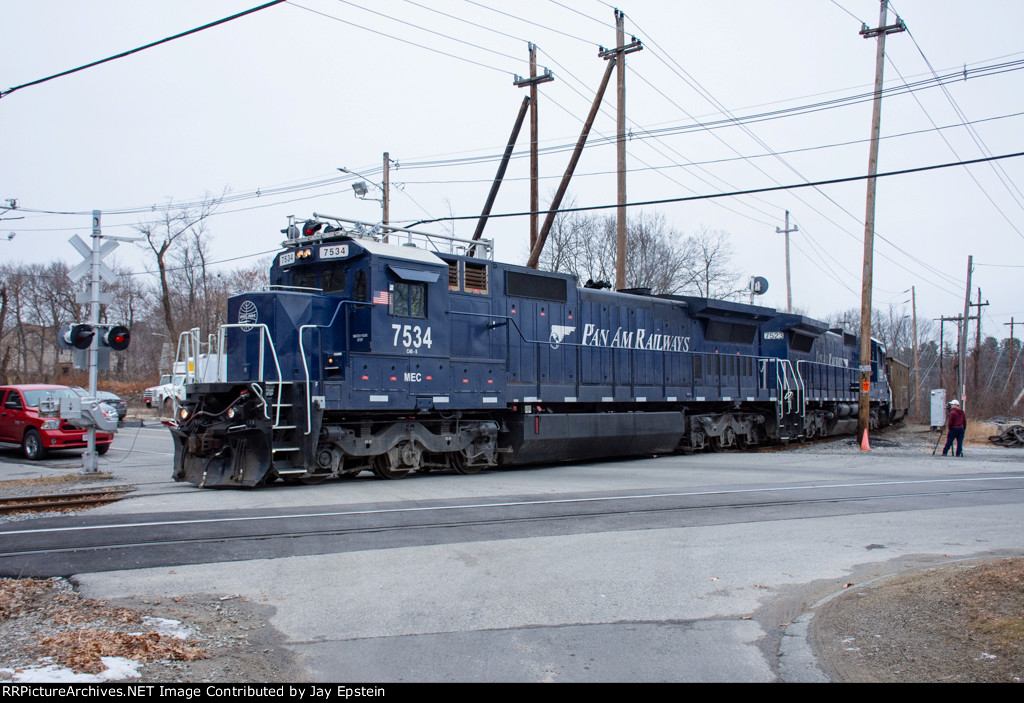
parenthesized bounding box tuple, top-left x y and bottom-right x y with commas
(527, 59, 618, 269)
(967, 283, 990, 392)
(601, 9, 642, 290)
(912, 285, 920, 418)
(382, 152, 391, 241)
(776, 210, 797, 313)
(531, 43, 539, 254)
(1006, 318, 1018, 390)
(960, 255, 973, 409)
(857, 0, 905, 447)
(473, 96, 531, 244)
(515, 44, 554, 254)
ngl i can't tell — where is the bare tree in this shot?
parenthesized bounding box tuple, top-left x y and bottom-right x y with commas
(682, 226, 742, 299)
(537, 207, 712, 295)
(136, 194, 222, 341)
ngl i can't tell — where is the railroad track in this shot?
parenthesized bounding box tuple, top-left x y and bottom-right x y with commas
(0, 487, 132, 515)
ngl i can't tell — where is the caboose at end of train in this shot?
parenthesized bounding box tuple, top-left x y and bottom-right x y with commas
(170, 215, 908, 487)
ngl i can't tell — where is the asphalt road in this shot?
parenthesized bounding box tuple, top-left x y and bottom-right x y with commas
(1, 426, 1022, 682)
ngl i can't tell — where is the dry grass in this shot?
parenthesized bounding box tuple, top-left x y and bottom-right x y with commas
(967, 422, 1001, 445)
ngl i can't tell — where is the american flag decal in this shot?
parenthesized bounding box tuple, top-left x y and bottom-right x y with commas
(373, 290, 390, 305)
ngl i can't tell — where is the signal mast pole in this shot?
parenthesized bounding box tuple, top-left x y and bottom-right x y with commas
(857, 0, 905, 448)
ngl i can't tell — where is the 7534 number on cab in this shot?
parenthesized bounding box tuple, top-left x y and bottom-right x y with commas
(392, 324, 432, 353)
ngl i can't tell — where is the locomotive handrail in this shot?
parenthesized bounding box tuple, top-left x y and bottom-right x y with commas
(763, 358, 805, 427)
(268, 284, 324, 293)
(795, 359, 857, 402)
(214, 323, 286, 427)
(308, 213, 495, 260)
(298, 300, 353, 435)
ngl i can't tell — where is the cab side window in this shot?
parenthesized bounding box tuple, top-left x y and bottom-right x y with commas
(4, 391, 23, 410)
(389, 282, 426, 319)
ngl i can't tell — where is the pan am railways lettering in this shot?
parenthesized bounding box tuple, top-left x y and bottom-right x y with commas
(580, 323, 691, 352)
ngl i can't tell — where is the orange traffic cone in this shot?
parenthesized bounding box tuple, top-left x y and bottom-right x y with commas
(860, 430, 871, 452)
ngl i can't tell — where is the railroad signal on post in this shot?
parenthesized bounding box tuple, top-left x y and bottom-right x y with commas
(59, 323, 95, 350)
(102, 325, 130, 351)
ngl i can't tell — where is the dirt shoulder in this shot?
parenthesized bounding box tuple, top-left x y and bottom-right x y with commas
(811, 557, 1024, 683)
(0, 577, 307, 683)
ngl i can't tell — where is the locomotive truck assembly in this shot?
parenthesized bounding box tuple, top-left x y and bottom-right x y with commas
(170, 215, 909, 487)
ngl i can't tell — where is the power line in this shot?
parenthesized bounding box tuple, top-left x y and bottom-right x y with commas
(407, 150, 1024, 223)
(331, 0, 528, 69)
(464, 0, 600, 47)
(288, 1, 514, 76)
(0, 1, 287, 99)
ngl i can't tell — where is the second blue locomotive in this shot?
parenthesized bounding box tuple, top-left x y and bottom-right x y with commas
(171, 215, 908, 487)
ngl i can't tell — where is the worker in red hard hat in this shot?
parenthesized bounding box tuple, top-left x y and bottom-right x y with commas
(941, 399, 966, 457)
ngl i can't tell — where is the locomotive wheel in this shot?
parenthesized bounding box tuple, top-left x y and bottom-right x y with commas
(451, 453, 482, 475)
(372, 455, 410, 480)
(287, 474, 328, 485)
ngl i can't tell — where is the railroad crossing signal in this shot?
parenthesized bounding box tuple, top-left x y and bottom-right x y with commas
(103, 325, 131, 351)
(60, 323, 95, 350)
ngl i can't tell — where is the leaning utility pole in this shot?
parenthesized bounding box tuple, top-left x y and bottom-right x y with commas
(857, 0, 905, 447)
(601, 9, 641, 290)
(776, 210, 797, 313)
(472, 96, 531, 244)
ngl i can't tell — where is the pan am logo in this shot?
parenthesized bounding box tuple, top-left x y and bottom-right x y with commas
(238, 300, 258, 332)
(549, 325, 576, 349)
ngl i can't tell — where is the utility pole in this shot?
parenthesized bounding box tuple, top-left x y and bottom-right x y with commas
(912, 285, 920, 418)
(382, 152, 391, 242)
(776, 210, 797, 313)
(1006, 318, 1018, 391)
(971, 286, 989, 389)
(857, 0, 905, 447)
(960, 255, 973, 409)
(515, 43, 554, 254)
(603, 8, 642, 291)
(473, 96, 531, 245)
(528, 59, 617, 269)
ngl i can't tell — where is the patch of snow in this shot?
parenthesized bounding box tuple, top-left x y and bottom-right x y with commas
(141, 616, 194, 640)
(4, 657, 142, 683)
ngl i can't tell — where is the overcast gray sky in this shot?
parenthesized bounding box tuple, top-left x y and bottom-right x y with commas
(3, 0, 1023, 340)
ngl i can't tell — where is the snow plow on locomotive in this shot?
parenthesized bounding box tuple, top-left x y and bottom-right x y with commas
(170, 215, 909, 488)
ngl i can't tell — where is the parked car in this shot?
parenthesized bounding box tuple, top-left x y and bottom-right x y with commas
(95, 391, 128, 423)
(0, 384, 114, 460)
(69, 386, 125, 423)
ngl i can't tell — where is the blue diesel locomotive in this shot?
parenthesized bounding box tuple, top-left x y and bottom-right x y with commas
(171, 215, 909, 487)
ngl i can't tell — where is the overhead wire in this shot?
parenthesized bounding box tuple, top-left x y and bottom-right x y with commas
(891, 1, 1024, 211)
(464, 0, 601, 47)
(886, 56, 1024, 240)
(622, 8, 971, 298)
(287, 1, 515, 76)
(329, 0, 528, 69)
(0, 1, 287, 99)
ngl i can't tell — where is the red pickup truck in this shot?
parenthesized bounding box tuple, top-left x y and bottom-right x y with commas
(0, 384, 114, 460)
